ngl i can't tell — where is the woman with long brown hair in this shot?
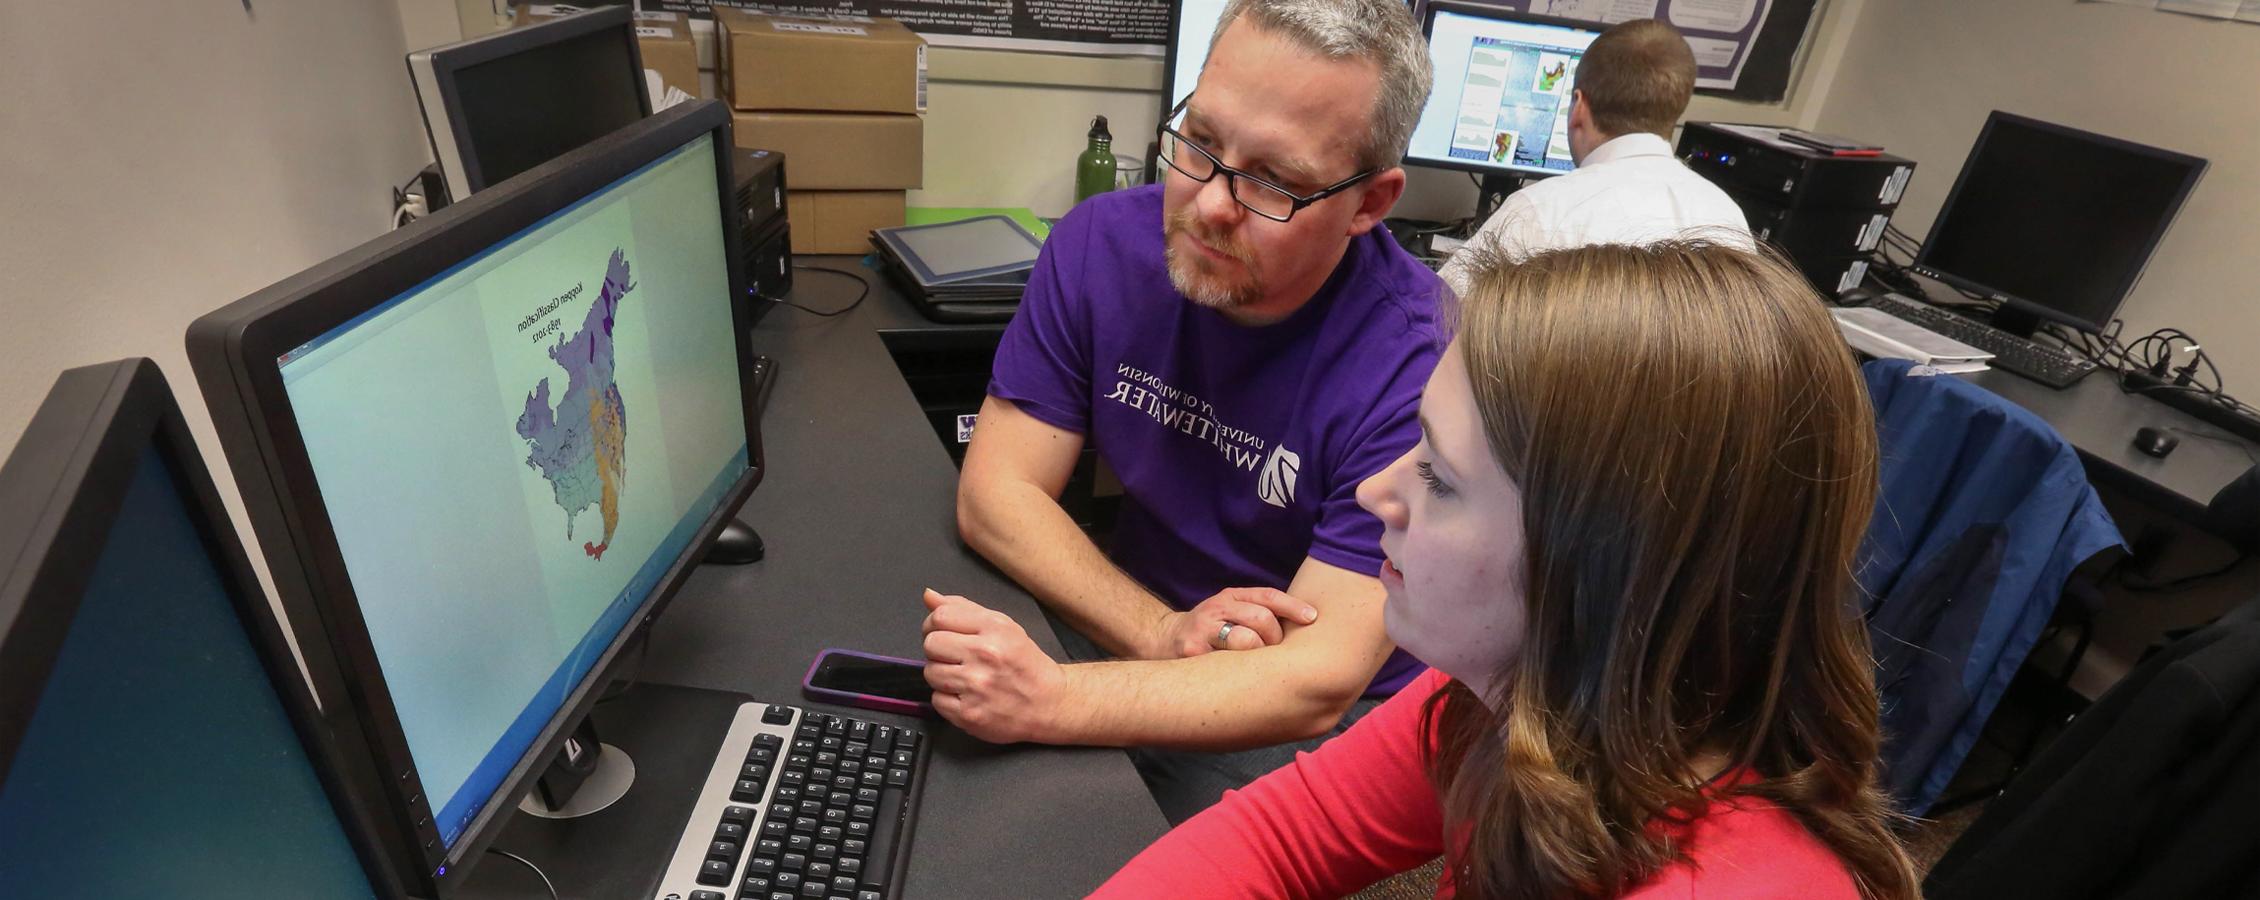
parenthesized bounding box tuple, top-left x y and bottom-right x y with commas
(1093, 240, 1918, 899)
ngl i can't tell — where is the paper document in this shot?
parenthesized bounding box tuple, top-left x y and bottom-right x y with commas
(1831, 307, 1993, 367)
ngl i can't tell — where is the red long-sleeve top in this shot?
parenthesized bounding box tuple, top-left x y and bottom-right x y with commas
(1093, 670, 1860, 899)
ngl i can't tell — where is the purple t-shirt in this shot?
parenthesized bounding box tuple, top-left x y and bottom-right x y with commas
(988, 185, 1443, 696)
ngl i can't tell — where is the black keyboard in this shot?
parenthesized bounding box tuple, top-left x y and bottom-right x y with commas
(653, 702, 927, 900)
(1866, 293, 2098, 389)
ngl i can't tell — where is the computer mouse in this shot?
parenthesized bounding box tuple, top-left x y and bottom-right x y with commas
(2133, 426, 2179, 459)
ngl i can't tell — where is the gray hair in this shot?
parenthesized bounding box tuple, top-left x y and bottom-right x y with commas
(1208, 0, 1435, 171)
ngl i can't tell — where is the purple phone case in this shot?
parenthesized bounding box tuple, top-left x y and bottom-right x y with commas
(802, 648, 935, 717)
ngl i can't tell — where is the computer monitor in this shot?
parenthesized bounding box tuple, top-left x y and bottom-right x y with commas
(1162, 0, 1232, 113)
(186, 100, 759, 897)
(1913, 111, 2206, 336)
(0, 359, 409, 899)
(409, 5, 652, 203)
(1407, 2, 1602, 181)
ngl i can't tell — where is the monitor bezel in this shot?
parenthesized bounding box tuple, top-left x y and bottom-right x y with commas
(184, 100, 759, 898)
(1911, 110, 2208, 334)
(408, 5, 654, 203)
(0, 358, 417, 898)
(1408, 0, 1603, 179)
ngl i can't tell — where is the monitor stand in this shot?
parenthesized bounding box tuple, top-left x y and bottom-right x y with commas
(519, 718, 635, 818)
(1470, 172, 1528, 233)
(1986, 303, 2045, 339)
(706, 519, 765, 565)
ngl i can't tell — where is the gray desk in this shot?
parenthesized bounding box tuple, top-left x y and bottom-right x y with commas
(1965, 367, 2255, 529)
(466, 258, 1166, 899)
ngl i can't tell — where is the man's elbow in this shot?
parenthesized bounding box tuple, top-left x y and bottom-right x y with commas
(955, 479, 997, 552)
(1284, 675, 1366, 741)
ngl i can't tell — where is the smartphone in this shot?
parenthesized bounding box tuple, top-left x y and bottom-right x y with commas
(802, 648, 935, 717)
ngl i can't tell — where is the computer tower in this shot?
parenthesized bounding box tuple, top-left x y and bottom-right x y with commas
(1678, 123, 1915, 210)
(734, 148, 790, 323)
(1679, 122, 1914, 296)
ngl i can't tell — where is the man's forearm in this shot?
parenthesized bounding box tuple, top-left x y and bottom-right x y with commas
(1041, 643, 1378, 751)
(958, 477, 1172, 658)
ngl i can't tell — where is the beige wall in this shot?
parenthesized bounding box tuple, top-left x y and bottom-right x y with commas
(1813, 0, 2259, 395)
(0, 4, 430, 452)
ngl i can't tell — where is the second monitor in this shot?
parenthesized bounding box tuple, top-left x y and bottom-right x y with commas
(1406, 2, 1604, 180)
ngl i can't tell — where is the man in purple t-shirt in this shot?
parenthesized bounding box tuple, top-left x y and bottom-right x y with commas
(918, 0, 1442, 822)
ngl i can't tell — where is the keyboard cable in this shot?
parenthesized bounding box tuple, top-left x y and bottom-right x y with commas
(484, 847, 560, 900)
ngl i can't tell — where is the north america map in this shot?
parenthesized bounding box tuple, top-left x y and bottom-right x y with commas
(515, 249, 633, 561)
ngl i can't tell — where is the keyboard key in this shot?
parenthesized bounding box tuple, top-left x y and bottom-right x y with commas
(748, 746, 777, 764)
(788, 753, 811, 768)
(855, 787, 880, 804)
(773, 786, 802, 805)
(805, 784, 829, 801)
(740, 874, 772, 895)
(823, 715, 846, 735)
(814, 841, 838, 861)
(723, 805, 757, 826)
(851, 803, 876, 821)
(774, 871, 802, 890)
(844, 741, 869, 758)
(779, 770, 806, 788)
(896, 730, 919, 751)
(819, 736, 845, 752)
(798, 799, 823, 817)
(815, 751, 840, 767)
(864, 756, 887, 772)
(859, 891, 883, 900)
(837, 857, 862, 878)
(788, 834, 812, 852)
(823, 807, 849, 825)
(757, 838, 784, 857)
(886, 767, 910, 788)
(800, 881, 828, 898)
(747, 857, 778, 876)
(692, 891, 726, 900)
(718, 822, 750, 843)
(782, 852, 807, 870)
(860, 771, 885, 789)
(732, 779, 766, 802)
(810, 767, 834, 784)
(832, 875, 860, 894)
(792, 816, 819, 835)
(761, 820, 788, 840)
(754, 732, 783, 749)
(744, 763, 772, 781)
(828, 793, 852, 810)
(847, 821, 871, 839)
(762, 705, 797, 726)
(890, 749, 914, 768)
(848, 720, 871, 740)
(819, 825, 843, 842)
(700, 858, 734, 885)
(840, 758, 862, 776)
(769, 802, 794, 820)
(843, 839, 866, 856)
(808, 861, 833, 881)
(711, 840, 742, 859)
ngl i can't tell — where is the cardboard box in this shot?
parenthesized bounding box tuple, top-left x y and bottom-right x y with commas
(733, 111, 922, 190)
(717, 8, 926, 115)
(787, 190, 905, 254)
(631, 11, 700, 101)
(509, 5, 701, 102)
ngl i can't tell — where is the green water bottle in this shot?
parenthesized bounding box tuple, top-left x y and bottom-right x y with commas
(1075, 115, 1118, 204)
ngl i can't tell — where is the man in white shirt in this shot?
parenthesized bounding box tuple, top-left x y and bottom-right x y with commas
(1440, 18, 1747, 296)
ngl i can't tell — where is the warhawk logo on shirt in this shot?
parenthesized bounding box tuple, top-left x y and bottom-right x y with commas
(1257, 444, 1301, 509)
(1104, 364, 1301, 508)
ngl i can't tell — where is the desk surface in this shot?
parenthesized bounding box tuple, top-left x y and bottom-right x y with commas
(466, 257, 1166, 898)
(1968, 366, 2256, 526)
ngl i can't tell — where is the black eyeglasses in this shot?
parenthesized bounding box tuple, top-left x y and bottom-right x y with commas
(1156, 96, 1377, 223)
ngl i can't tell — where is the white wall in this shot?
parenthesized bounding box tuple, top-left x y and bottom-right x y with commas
(1812, 0, 2260, 396)
(0, 4, 431, 450)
